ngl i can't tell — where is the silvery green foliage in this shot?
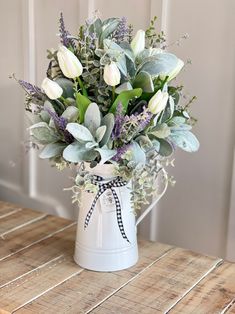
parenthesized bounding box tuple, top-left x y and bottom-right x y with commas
(63, 103, 116, 163)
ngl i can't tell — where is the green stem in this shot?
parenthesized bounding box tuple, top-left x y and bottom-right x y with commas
(77, 77, 88, 97)
(112, 86, 116, 103)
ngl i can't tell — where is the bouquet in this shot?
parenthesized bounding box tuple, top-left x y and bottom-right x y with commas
(15, 13, 199, 211)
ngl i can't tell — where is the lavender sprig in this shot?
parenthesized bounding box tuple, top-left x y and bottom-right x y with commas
(59, 13, 76, 49)
(112, 102, 125, 140)
(112, 144, 131, 162)
(46, 109, 74, 144)
(113, 17, 129, 43)
(17, 79, 46, 102)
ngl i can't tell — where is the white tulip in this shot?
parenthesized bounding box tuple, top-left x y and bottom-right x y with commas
(167, 59, 184, 81)
(57, 46, 83, 79)
(131, 30, 145, 57)
(103, 62, 121, 86)
(41, 78, 63, 100)
(148, 90, 169, 114)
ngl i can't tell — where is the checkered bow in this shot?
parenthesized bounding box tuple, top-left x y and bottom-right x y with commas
(84, 175, 130, 243)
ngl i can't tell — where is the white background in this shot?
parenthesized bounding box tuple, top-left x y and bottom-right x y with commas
(0, 0, 235, 260)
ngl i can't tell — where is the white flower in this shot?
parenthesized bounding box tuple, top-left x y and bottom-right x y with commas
(41, 78, 63, 100)
(103, 62, 121, 86)
(148, 90, 169, 114)
(131, 30, 145, 57)
(57, 46, 83, 79)
(167, 59, 184, 81)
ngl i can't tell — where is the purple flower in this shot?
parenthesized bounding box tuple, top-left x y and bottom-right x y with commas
(46, 109, 74, 144)
(112, 102, 125, 140)
(59, 13, 76, 49)
(18, 80, 45, 101)
(112, 144, 131, 162)
(113, 17, 129, 43)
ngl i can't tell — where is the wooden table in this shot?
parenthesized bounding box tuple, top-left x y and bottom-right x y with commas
(0, 201, 235, 314)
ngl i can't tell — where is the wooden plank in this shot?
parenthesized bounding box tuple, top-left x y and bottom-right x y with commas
(14, 241, 173, 313)
(0, 255, 83, 313)
(89, 248, 221, 314)
(0, 202, 22, 218)
(0, 215, 74, 261)
(226, 299, 235, 313)
(0, 208, 46, 237)
(168, 261, 235, 313)
(0, 224, 76, 288)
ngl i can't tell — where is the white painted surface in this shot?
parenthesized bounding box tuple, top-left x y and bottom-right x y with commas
(0, 0, 234, 259)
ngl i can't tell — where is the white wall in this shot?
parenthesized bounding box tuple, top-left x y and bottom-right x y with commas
(0, 0, 234, 260)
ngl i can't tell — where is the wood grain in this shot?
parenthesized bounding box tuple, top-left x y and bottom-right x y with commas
(90, 248, 221, 314)
(0, 215, 74, 261)
(169, 261, 235, 313)
(0, 224, 76, 288)
(14, 241, 172, 314)
(0, 201, 22, 218)
(0, 208, 46, 236)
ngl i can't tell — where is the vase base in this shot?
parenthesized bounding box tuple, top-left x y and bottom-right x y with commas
(74, 241, 138, 272)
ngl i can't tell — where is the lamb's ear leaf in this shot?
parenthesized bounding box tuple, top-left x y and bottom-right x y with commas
(100, 113, 115, 146)
(133, 71, 154, 93)
(75, 92, 91, 123)
(39, 143, 66, 159)
(95, 147, 117, 165)
(95, 125, 107, 143)
(61, 106, 79, 122)
(109, 88, 142, 114)
(169, 130, 200, 152)
(66, 123, 94, 142)
(84, 102, 101, 135)
(29, 122, 59, 145)
(63, 142, 98, 162)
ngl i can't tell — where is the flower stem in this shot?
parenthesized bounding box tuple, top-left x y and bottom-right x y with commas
(112, 86, 116, 102)
(77, 77, 88, 97)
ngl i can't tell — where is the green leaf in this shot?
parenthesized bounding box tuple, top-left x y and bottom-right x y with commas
(109, 88, 142, 114)
(150, 123, 171, 139)
(138, 53, 178, 78)
(158, 139, 173, 157)
(100, 113, 115, 146)
(95, 125, 107, 143)
(61, 106, 79, 122)
(63, 142, 98, 163)
(84, 102, 101, 135)
(29, 122, 59, 145)
(130, 141, 146, 165)
(133, 71, 154, 93)
(100, 19, 120, 44)
(39, 143, 66, 159)
(115, 82, 133, 94)
(75, 92, 91, 123)
(55, 78, 74, 98)
(169, 130, 200, 152)
(66, 123, 94, 142)
(95, 146, 117, 165)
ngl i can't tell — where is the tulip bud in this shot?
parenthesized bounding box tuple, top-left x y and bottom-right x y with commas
(131, 30, 145, 57)
(103, 62, 121, 86)
(148, 90, 169, 114)
(57, 46, 83, 79)
(41, 78, 63, 100)
(167, 59, 184, 81)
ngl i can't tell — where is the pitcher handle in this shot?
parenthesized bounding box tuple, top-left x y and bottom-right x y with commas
(135, 167, 168, 227)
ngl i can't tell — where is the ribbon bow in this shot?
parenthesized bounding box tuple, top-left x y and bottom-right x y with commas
(84, 175, 130, 243)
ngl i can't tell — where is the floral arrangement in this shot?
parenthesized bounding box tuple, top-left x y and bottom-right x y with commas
(15, 13, 199, 210)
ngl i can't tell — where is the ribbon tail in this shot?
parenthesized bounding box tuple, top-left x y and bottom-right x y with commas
(112, 188, 130, 243)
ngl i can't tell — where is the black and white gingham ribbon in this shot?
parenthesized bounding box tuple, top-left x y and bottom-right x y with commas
(84, 175, 130, 243)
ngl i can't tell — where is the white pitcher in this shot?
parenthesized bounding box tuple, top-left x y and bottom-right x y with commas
(74, 163, 168, 271)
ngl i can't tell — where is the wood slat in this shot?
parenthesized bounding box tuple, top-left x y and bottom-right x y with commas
(14, 241, 173, 314)
(168, 261, 235, 313)
(0, 255, 83, 313)
(0, 208, 46, 236)
(0, 224, 76, 288)
(0, 202, 22, 218)
(0, 215, 74, 261)
(89, 248, 221, 314)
